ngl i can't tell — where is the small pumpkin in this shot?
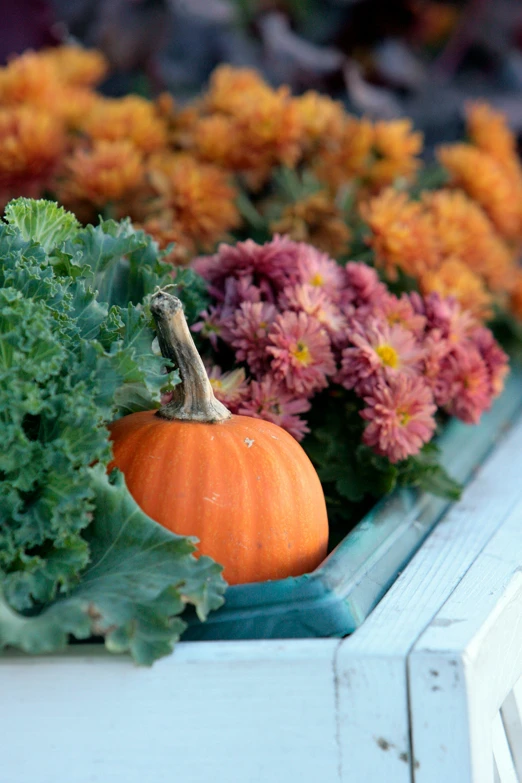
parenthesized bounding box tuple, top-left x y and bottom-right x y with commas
(108, 290, 329, 585)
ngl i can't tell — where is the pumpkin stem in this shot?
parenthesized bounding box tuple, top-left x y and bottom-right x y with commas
(150, 290, 232, 423)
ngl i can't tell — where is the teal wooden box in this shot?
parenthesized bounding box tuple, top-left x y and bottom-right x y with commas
(183, 369, 522, 642)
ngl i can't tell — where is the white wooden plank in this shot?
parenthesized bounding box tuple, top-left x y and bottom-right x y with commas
(409, 652, 481, 782)
(1, 639, 342, 783)
(501, 679, 522, 778)
(336, 414, 522, 783)
(492, 712, 518, 783)
(409, 492, 522, 783)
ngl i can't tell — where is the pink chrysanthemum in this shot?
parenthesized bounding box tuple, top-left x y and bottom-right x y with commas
(267, 310, 336, 395)
(229, 301, 278, 373)
(220, 275, 262, 308)
(192, 234, 302, 292)
(339, 316, 424, 394)
(192, 304, 235, 347)
(278, 283, 347, 340)
(472, 325, 509, 397)
(380, 292, 426, 336)
(294, 243, 346, 301)
(442, 345, 493, 424)
(421, 331, 454, 406)
(342, 262, 387, 309)
(207, 365, 249, 411)
(238, 377, 311, 440)
(421, 292, 476, 345)
(361, 376, 437, 463)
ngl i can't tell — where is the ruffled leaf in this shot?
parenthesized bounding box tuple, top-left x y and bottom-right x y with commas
(4, 198, 80, 253)
(0, 468, 226, 665)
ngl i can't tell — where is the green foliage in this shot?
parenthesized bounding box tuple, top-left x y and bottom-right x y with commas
(408, 164, 450, 199)
(396, 442, 462, 500)
(0, 469, 225, 665)
(5, 198, 80, 252)
(0, 198, 224, 663)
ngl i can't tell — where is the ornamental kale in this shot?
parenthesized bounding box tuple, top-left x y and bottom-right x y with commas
(0, 198, 224, 664)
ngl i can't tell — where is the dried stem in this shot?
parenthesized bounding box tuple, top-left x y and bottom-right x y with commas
(150, 290, 231, 423)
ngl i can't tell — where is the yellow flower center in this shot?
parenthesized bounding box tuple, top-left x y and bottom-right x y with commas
(292, 340, 312, 365)
(376, 343, 399, 368)
(387, 312, 402, 326)
(210, 379, 223, 390)
(310, 273, 324, 287)
(398, 408, 411, 426)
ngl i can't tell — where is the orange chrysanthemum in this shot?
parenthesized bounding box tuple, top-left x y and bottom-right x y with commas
(0, 105, 64, 196)
(154, 93, 204, 150)
(197, 66, 303, 186)
(292, 91, 345, 151)
(194, 114, 237, 169)
(466, 102, 519, 171)
(57, 140, 144, 208)
(81, 95, 168, 154)
(362, 185, 518, 314)
(314, 117, 422, 192)
(420, 258, 493, 320)
(368, 119, 423, 186)
(146, 153, 241, 255)
(361, 189, 439, 279)
(270, 191, 351, 258)
(0, 50, 57, 107)
(314, 116, 374, 190)
(439, 143, 522, 242)
(39, 45, 108, 87)
(424, 189, 516, 293)
(0, 48, 98, 129)
(204, 66, 270, 115)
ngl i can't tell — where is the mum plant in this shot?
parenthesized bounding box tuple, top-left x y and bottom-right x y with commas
(189, 235, 508, 529)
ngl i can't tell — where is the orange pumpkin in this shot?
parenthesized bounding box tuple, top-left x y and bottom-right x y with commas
(108, 290, 329, 585)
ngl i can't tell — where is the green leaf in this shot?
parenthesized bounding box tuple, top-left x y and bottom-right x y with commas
(67, 219, 173, 308)
(0, 468, 227, 665)
(397, 444, 462, 500)
(4, 198, 80, 253)
(171, 267, 210, 326)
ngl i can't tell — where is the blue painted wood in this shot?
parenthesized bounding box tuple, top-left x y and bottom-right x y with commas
(182, 369, 522, 641)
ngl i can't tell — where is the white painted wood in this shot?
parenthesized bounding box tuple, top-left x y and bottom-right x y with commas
(1, 639, 342, 783)
(409, 490, 522, 783)
(335, 415, 522, 783)
(501, 679, 522, 777)
(492, 713, 518, 783)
